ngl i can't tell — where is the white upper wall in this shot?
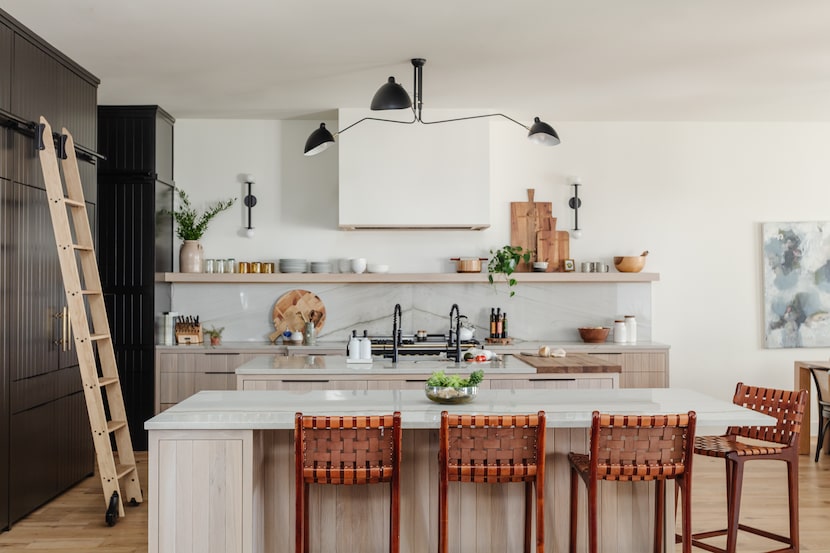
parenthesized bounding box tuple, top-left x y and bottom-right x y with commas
(174, 118, 830, 402)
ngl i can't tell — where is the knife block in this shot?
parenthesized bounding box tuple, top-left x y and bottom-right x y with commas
(175, 322, 203, 345)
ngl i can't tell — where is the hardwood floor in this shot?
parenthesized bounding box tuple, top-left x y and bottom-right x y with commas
(0, 445, 828, 552)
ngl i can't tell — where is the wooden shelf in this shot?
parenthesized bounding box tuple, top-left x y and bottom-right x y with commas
(156, 272, 660, 284)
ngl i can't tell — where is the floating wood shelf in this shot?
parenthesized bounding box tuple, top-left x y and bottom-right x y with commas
(157, 272, 660, 284)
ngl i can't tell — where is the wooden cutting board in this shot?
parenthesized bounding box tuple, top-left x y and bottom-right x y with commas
(511, 189, 553, 272)
(269, 289, 326, 342)
(515, 352, 621, 373)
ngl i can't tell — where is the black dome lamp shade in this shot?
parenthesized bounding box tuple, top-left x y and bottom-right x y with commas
(303, 58, 561, 155)
(370, 77, 413, 110)
(303, 123, 335, 156)
(528, 117, 560, 146)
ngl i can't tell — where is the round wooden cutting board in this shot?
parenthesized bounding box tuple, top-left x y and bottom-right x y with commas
(271, 289, 326, 340)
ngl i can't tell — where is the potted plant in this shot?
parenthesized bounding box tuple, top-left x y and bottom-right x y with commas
(171, 189, 236, 273)
(488, 245, 533, 297)
(204, 326, 224, 346)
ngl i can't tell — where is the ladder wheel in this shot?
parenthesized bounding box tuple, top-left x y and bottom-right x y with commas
(129, 497, 139, 507)
(106, 491, 119, 526)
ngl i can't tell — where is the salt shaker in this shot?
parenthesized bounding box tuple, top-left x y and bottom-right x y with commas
(613, 320, 627, 343)
(624, 315, 637, 343)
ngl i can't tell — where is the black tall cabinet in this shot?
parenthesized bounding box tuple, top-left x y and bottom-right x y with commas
(1, 9, 97, 529)
(97, 106, 175, 451)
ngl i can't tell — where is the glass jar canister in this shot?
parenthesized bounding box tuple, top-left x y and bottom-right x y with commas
(624, 315, 637, 343)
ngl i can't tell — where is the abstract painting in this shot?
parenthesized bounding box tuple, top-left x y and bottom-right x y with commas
(763, 221, 830, 348)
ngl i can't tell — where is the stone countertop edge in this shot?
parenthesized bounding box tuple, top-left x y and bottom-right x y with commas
(154, 341, 671, 353)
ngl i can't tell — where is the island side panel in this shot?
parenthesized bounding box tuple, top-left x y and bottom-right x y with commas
(149, 430, 253, 553)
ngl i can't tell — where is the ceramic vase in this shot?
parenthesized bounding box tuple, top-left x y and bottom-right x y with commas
(179, 240, 204, 273)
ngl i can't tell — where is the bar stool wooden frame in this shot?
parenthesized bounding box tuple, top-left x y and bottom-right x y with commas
(691, 383, 806, 553)
(438, 411, 546, 553)
(568, 410, 697, 553)
(294, 412, 402, 553)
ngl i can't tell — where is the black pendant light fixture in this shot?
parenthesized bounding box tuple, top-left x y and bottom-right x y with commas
(303, 58, 560, 156)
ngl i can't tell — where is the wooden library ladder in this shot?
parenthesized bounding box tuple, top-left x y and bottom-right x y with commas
(36, 116, 142, 525)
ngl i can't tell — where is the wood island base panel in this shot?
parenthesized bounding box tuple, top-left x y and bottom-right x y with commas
(145, 389, 772, 553)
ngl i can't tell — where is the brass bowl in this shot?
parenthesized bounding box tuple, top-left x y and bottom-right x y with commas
(425, 386, 478, 404)
(578, 327, 611, 343)
(613, 255, 647, 273)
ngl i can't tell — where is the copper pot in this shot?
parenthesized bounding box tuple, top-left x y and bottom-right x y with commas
(450, 257, 488, 273)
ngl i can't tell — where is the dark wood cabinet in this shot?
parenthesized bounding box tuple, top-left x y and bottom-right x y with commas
(0, 8, 98, 530)
(98, 105, 174, 451)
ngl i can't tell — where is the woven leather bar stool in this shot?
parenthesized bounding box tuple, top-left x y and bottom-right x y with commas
(438, 411, 546, 553)
(809, 367, 830, 462)
(568, 410, 697, 553)
(294, 412, 402, 553)
(691, 383, 806, 553)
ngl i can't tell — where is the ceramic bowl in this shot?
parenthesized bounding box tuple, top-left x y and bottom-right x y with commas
(350, 258, 367, 274)
(578, 327, 611, 343)
(425, 385, 477, 404)
(367, 264, 389, 273)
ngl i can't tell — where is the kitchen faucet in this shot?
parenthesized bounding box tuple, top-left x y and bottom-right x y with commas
(449, 303, 462, 362)
(392, 303, 402, 362)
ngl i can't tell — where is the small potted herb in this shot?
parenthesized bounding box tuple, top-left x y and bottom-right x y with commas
(488, 245, 533, 297)
(204, 326, 224, 347)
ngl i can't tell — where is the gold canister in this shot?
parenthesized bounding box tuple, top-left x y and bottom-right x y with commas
(251, 262, 262, 273)
(238, 262, 249, 273)
(263, 262, 274, 274)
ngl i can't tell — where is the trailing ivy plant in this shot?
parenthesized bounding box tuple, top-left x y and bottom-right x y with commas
(488, 245, 533, 297)
(171, 189, 236, 241)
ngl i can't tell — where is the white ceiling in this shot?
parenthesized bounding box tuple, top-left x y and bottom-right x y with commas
(4, 0, 830, 123)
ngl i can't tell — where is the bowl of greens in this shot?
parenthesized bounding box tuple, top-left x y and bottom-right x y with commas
(425, 369, 484, 404)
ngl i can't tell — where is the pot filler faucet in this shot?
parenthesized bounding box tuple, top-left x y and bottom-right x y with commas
(392, 303, 402, 362)
(449, 303, 462, 362)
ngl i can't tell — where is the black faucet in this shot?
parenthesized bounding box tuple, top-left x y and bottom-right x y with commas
(392, 303, 402, 363)
(449, 303, 462, 362)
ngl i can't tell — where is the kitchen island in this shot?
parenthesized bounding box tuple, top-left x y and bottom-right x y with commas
(145, 387, 771, 553)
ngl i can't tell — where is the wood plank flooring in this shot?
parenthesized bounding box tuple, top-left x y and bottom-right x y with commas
(0, 444, 828, 552)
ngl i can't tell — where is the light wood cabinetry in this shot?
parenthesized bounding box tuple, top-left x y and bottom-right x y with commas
(490, 374, 617, 390)
(589, 352, 667, 388)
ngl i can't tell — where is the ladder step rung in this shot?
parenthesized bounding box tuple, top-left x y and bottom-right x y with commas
(116, 464, 137, 481)
(99, 376, 119, 387)
(80, 289, 103, 296)
(90, 333, 110, 342)
(71, 244, 94, 251)
(108, 420, 128, 433)
(63, 198, 85, 208)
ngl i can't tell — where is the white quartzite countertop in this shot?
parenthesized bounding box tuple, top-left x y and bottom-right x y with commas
(234, 354, 534, 375)
(145, 388, 772, 431)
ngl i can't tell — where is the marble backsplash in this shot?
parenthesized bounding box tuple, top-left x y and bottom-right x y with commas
(163, 281, 652, 344)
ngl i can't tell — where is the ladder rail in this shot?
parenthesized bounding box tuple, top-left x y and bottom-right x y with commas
(37, 116, 143, 520)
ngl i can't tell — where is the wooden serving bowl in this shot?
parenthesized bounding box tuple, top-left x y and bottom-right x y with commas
(613, 253, 647, 273)
(578, 327, 610, 343)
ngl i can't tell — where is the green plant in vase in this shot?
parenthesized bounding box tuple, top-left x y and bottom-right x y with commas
(488, 245, 533, 297)
(204, 326, 224, 346)
(171, 189, 236, 241)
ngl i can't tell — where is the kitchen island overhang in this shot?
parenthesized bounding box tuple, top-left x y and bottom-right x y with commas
(145, 388, 773, 553)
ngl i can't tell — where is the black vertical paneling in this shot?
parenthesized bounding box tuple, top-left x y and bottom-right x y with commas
(98, 106, 174, 451)
(0, 177, 10, 530)
(2, 11, 98, 527)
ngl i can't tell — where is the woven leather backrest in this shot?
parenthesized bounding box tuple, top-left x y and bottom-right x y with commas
(727, 383, 806, 446)
(440, 412, 546, 483)
(295, 413, 401, 485)
(590, 411, 696, 481)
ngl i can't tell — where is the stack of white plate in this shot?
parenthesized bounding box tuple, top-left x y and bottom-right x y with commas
(310, 261, 332, 274)
(278, 258, 308, 273)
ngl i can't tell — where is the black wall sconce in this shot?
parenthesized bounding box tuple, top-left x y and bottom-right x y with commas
(569, 178, 583, 239)
(243, 174, 256, 238)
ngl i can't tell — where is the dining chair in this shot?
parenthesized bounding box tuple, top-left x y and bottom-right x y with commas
(809, 367, 830, 462)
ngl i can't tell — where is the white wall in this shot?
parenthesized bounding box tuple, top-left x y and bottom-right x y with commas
(174, 118, 830, 403)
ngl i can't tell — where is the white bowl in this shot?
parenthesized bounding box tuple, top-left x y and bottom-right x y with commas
(367, 264, 389, 273)
(350, 258, 367, 274)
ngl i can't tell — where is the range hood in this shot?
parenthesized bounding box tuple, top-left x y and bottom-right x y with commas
(338, 108, 490, 230)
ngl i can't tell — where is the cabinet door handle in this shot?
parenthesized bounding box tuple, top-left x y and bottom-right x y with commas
(528, 378, 576, 382)
(204, 352, 241, 356)
(204, 371, 235, 375)
(281, 379, 329, 383)
(405, 379, 428, 383)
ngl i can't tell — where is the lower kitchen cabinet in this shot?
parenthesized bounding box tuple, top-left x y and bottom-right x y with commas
(239, 379, 367, 392)
(490, 374, 617, 389)
(589, 352, 667, 388)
